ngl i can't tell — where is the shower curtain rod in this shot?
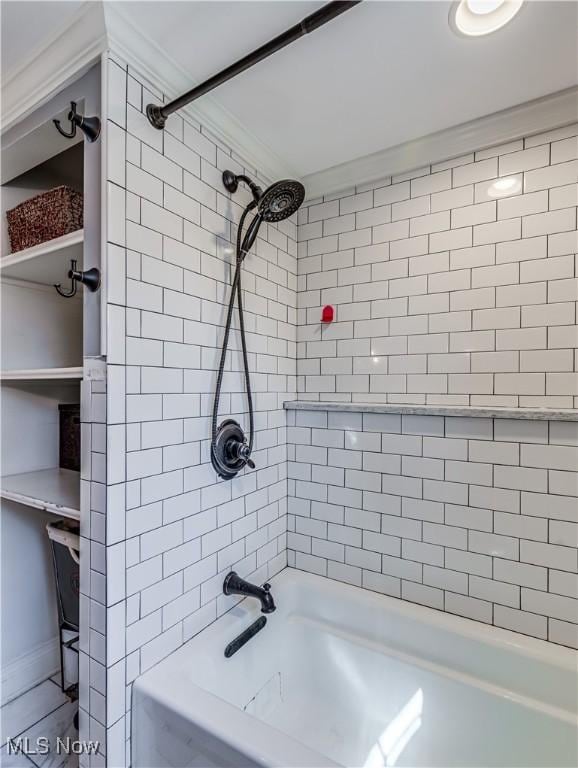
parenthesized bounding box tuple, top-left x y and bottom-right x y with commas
(146, 0, 362, 129)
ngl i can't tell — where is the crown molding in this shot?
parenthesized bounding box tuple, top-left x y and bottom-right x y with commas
(104, 3, 296, 184)
(303, 86, 578, 199)
(1, 2, 107, 132)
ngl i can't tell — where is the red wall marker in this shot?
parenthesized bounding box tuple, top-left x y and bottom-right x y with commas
(321, 305, 334, 323)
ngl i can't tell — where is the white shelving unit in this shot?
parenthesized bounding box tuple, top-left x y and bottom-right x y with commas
(0, 229, 83, 286)
(1, 468, 80, 521)
(0, 63, 101, 723)
(1, 171, 84, 516)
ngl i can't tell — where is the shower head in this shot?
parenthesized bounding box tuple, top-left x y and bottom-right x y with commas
(223, 171, 305, 222)
(258, 179, 305, 222)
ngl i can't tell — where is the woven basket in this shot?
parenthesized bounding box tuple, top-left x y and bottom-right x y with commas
(6, 185, 83, 253)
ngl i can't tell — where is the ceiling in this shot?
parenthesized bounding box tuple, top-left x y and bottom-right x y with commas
(2, 1, 578, 180)
(1, 1, 85, 74)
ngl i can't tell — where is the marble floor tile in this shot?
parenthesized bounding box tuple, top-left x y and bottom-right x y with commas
(1, 682, 67, 748)
(19, 702, 77, 768)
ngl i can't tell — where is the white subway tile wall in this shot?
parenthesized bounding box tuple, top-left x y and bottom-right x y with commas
(103, 56, 296, 767)
(296, 127, 578, 408)
(100, 51, 578, 768)
(287, 409, 578, 646)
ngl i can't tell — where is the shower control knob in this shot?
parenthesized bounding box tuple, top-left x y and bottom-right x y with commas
(236, 441, 255, 470)
(211, 419, 255, 480)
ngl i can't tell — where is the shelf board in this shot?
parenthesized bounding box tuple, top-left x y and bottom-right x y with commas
(0, 230, 83, 286)
(1, 468, 80, 520)
(0, 367, 83, 381)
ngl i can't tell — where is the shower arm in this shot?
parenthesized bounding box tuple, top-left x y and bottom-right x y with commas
(147, 0, 362, 129)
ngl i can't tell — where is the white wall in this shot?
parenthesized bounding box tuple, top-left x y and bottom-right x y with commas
(287, 406, 578, 648)
(296, 125, 578, 407)
(0, 502, 60, 702)
(1, 283, 82, 371)
(289, 125, 578, 650)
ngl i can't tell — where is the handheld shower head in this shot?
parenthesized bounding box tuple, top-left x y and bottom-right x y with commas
(223, 170, 305, 222)
(258, 179, 305, 222)
(238, 178, 306, 257)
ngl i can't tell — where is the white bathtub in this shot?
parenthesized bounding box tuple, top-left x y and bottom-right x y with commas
(132, 569, 578, 767)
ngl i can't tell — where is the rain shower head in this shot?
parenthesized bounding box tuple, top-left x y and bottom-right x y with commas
(258, 179, 305, 222)
(223, 171, 305, 222)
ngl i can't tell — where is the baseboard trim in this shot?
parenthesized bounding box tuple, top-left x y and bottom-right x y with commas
(1, 638, 60, 706)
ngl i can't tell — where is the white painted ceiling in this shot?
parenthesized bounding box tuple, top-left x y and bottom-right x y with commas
(3, 1, 578, 178)
(1, 1, 84, 74)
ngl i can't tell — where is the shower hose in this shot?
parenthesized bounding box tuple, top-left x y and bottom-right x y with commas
(211, 202, 257, 470)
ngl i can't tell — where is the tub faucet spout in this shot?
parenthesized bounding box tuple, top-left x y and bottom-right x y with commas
(223, 571, 276, 614)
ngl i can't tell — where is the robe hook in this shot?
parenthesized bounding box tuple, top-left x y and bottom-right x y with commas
(53, 102, 101, 143)
(55, 259, 101, 298)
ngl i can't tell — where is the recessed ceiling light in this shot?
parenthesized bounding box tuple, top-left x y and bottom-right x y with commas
(487, 176, 522, 198)
(450, 0, 524, 37)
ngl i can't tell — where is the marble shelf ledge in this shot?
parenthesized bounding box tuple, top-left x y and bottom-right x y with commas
(283, 400, 578, 422)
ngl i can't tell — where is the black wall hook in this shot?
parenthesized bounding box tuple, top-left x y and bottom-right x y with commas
(54, 102, 101, 143)
(55, 259, 101, 298)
